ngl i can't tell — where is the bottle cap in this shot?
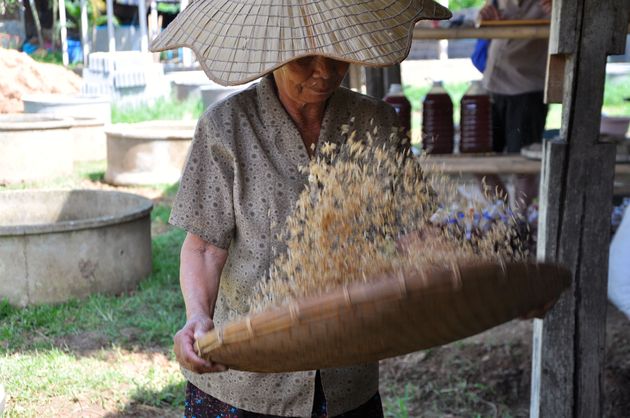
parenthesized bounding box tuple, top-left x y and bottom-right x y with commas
(387, 83, 404, 95)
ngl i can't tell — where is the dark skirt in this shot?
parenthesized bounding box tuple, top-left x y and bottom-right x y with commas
(184, 371, 383, 418)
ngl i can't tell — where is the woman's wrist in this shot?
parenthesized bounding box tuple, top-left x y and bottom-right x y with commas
(186, 307, 213, 322)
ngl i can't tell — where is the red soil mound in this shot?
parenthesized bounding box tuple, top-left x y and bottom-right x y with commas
(0, 48, 82, 113)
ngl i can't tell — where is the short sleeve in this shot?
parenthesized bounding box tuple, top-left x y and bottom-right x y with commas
(169, 115, 235, 249)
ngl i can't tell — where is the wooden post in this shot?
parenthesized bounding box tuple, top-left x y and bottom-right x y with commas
(365, 64, 402, 99)
(58, 0, 68, 65)
(138, 0, 148, 52)
(365, 67, 385, 99)
(80, 0, 89, 65)
(384, 65, 402, 87)
(106, 0, 116, 52)
(530, 0, 629, 417)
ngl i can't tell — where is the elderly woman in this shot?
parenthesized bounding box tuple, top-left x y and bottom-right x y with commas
(150, 1, 450, 417)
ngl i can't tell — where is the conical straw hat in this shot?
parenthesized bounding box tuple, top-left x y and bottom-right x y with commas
(150, 0, 452, 86)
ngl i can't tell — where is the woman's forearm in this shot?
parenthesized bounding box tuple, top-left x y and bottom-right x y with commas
(179, 233, 229, 320)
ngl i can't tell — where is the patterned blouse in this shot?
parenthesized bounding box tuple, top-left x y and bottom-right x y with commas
(169, 75, 399, 417)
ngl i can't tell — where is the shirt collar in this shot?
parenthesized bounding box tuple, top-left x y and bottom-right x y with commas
(256, 75, 344, 170)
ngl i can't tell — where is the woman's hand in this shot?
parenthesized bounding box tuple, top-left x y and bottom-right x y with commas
(174, 314, 228, 374)
(478, 4, 502, 21)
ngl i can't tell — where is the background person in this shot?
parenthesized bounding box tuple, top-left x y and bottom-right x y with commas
(478, 0, 552, 209)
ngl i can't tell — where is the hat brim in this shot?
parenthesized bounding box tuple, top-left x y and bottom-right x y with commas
(150, 0, 451, 86)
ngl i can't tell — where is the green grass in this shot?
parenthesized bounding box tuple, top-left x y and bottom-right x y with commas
(603, 76, 630, 115)
(111, 95, 204, 124)
(383, 384, 417, 418)
(0, 160, 106, 191)
(0, 228, 185, 352)
(0, 165, 185, 415)
(0, 228, 187, 415)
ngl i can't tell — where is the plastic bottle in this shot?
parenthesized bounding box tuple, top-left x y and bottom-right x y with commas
(383, 83, 412, 138)
(460, 81, 493, 153)
(422, 81, 454, 154)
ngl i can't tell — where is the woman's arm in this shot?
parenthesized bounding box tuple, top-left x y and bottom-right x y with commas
(479, 0, 502, 21)
(173, 232, 229, 373)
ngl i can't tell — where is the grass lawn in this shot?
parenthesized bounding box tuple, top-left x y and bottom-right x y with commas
(0, 163, 187, 417)
(1, 158, 530, 418)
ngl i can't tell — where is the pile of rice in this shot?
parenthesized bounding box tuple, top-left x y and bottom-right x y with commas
(249, 126, 528, 313)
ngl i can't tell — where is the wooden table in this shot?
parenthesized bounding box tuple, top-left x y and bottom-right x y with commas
(422, 154, 630, 174)
(412, 23, 630, 40)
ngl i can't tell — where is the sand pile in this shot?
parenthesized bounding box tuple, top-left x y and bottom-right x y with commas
(0, 48, 82, 113)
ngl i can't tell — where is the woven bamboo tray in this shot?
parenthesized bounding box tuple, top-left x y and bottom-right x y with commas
(196, 262, 570, 373)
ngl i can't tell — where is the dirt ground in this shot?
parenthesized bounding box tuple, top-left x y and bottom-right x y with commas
(38, 304, 630, 417)
(380, 305, 630, 417)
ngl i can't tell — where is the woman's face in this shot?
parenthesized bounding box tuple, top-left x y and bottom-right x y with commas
(273, 56, 350, 105)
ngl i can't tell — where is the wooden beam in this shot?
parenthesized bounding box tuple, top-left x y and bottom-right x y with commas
(413, 23, 630, 41)
(365, 64, 402, 99)
(530, 0, 630, 416)
(413, 25, 550, 40)
(384, 65, 402, 87)
(365, 67, 385, 99)
(545, 54, 566, 104)
(420, 154, 630, 176)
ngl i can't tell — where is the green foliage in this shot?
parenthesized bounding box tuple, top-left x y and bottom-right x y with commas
(448, 0, 485, 11)
(0, 0, 20, 15)
(156, 2, 180, 14)
(63, 0, 112, 30)
(603, 76, 630, 116)
(0, 160, 106, 191)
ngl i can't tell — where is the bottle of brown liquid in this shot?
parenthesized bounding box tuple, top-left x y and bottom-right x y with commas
(422, 81, 454, 154)
(383, 83, 412, 138)
(460, 81, 493, 153)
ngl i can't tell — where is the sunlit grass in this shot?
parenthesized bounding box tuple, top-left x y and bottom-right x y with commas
(111, 95, 204, 124)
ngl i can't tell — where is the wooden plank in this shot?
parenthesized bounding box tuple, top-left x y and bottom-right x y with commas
(548, 0, 578, 54)
(478, 18, 550, 27)
(532, 0, 623, 416)
(545, 54, 566, 104)
(365, 67, 385, 99)
(421, 154, 630, 176)
(348, 65, 363, 93)
(413, 25, 550, 40)
(609, 1, 630, 54)
(413, 23, 630, 41)
(383, 65, 402, 89)
(531, 140, 569, 418)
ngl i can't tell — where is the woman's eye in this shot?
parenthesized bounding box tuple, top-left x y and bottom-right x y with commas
(296, 56, 314, 66)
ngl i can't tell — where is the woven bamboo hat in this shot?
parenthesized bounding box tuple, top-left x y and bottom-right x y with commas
(150, 0, 452, 86)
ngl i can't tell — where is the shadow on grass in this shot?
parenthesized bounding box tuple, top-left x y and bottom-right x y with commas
(0, 229, 186, 356)
(103, 380, 186, 418)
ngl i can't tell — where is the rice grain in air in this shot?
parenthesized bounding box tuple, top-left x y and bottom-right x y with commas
(248, 128, 528, 314)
